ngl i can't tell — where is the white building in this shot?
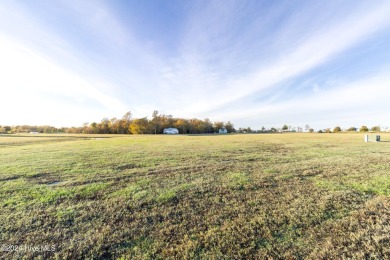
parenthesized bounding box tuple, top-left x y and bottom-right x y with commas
(163, 128, 179, 134)
(219, 128, 227, 134)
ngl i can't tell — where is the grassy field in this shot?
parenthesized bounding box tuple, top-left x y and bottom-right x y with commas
(0, 133, 389, 259)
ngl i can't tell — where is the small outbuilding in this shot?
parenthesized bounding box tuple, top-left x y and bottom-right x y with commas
(364, 135, 380, 142)
(163, 128, 179, 134)
(219, 128, 227, 134)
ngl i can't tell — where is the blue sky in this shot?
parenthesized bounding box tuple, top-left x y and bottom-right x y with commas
(1, 0, 390, 130)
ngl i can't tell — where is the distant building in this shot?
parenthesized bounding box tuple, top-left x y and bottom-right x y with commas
(219, 128, 227, 134)
(163, 128, 179, 134)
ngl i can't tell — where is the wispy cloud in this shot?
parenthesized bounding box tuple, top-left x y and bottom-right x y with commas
(147, 1, 390, 128)
(0, 1, 389, 128)
(211, 69, 390, 127)
(0, 1, 140, 125)
(0, 33, 127, 126)
(172, 1, 390, 111)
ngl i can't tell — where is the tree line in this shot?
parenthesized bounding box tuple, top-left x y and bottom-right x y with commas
(0, 111, 236, 135)
(1, 112, 386, 135)
(318, 125, 383, 133)
(235, 124, 386, 133)
(280, 124, 385, 133)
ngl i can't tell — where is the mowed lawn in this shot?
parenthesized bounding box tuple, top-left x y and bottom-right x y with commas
(0, 133, 389, 259)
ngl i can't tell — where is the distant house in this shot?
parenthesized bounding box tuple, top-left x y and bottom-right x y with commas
(163, 128, 179, 134)
(218, 128, 227, 134)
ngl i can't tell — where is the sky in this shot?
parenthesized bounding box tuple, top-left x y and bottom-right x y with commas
(1, 0, 390, 130)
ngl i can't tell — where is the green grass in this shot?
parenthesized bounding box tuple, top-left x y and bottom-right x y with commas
(0, 133, 389, 258)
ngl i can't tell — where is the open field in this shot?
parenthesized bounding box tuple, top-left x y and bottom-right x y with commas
(0, 133, 389, 259)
